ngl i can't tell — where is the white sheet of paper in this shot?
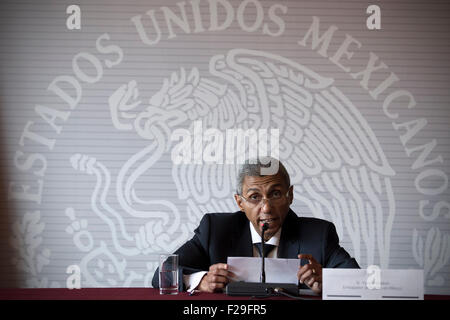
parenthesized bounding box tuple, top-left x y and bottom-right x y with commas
(323, 269, 424, 300)
(227, 257, 299, 284)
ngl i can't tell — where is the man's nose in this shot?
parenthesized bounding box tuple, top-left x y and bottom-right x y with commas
(260, 198, 272, 212)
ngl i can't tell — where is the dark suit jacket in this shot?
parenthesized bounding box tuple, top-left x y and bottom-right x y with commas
(152, 209, 359, 290)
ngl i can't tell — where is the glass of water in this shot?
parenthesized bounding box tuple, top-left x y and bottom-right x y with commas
(159, 254, 179, 295)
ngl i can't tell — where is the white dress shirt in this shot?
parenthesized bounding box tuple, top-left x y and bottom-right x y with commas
(249, 221, 281, 258)
(183, 222, 282, 292)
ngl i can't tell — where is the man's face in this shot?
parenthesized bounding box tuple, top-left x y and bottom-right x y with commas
(234, 173, 293, 240)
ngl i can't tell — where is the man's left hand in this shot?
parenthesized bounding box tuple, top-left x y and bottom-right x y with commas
(297, 254, 322, 294)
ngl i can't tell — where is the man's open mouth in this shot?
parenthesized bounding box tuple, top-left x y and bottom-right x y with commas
(259, 218, 276, 224)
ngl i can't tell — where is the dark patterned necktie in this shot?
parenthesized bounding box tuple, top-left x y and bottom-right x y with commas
(254, 243, 276, 257)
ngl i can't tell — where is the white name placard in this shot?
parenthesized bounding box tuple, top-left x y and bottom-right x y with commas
(323, 268, 424, 300)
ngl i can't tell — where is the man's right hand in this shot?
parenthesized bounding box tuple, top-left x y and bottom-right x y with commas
(198, 263, 235, 293)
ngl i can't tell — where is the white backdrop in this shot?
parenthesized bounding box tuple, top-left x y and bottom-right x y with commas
(0, 0, 449, 294)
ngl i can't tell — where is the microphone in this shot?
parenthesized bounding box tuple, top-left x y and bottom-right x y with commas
(260, 222, 269, 283)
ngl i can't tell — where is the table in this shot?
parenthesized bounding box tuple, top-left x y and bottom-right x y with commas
(0, 288, 448, 300)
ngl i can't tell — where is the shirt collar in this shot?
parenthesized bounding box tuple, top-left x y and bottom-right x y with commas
(249, 221, 281, 246)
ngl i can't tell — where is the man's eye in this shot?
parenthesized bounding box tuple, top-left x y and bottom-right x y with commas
(250, 194, 261, 200)
(272, 190, 282, 197)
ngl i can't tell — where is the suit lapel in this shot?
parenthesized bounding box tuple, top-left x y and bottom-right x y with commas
(277, 209, 300, 259)
(230, 213, 253, 257)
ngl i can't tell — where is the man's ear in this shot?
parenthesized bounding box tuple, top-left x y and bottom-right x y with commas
(234, 194, 244, 211)
(288, 185, 294, 205)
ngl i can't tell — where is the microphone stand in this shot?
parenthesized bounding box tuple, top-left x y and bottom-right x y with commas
(225, 223, 299, 297)
(260, 223, 268, 283)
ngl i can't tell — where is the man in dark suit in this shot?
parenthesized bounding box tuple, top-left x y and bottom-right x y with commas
(152, 158, 359, 294)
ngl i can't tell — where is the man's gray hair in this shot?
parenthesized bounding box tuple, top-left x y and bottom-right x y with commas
(235, 157, 291, 195)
